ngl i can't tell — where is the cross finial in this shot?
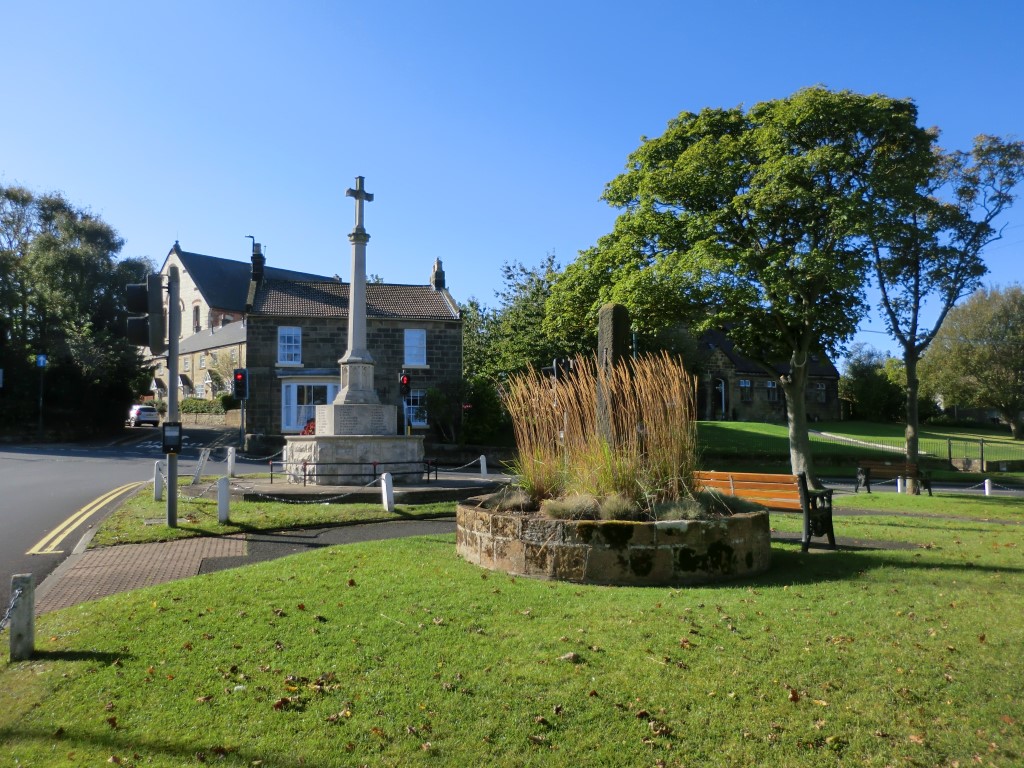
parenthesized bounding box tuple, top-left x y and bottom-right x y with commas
(345, 176, 373, 230)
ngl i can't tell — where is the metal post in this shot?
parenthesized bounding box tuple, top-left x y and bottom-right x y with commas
(897, 476, 905, 494)
(9, 574, 35, 661)
(479, 455, 488, 477)
(980, 439, 985, 471)
(227, 446, 236, 478)
(984, 478, 992, 497)
(381, 472, 395, 512)
(167, 267, 180, 527)
(154, 460, 164, 501)
(947, 439, 952, 465)
(218, 477, 230, 523)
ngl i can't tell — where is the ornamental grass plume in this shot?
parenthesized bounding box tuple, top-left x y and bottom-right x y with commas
(502, 352, 699, 516)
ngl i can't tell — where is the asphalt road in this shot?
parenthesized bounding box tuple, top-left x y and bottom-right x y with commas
(0, 425, 246, 609)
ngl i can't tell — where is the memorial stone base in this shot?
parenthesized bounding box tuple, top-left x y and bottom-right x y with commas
(284, 433, 425, 486)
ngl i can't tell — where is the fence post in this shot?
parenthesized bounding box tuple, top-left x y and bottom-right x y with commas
(218, 476, 230, 523)
(947, 439, 952, 465)
(9, 574, 35, 662)
(227, 446, 236, 478)
(479, 455, 488, 477)
(154, 460, 164, 501)
(980, 439, 985, 470)
(381, 472, 395, 513)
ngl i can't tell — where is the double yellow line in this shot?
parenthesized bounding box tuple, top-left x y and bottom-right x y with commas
(27, 482, 144, 555)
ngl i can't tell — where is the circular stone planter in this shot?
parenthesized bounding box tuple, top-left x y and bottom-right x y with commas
(456, 498, 772, 586)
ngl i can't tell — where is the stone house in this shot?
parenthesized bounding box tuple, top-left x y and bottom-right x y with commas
(698, 329, 840, 422)
(244, 257, 462, 437)
(159, 241, 329, 340)
(150, 320, 246, 400)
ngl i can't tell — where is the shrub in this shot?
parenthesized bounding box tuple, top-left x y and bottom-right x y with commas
(179, 397, 225, 414)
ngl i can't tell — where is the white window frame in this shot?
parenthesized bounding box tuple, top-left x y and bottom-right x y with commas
(739, 379, 752, 403)
(815, 381, 827, 403)
(281, 380, 339, 432)
(278, 326, 302, 366)
(231, 348, 238, 364)
(405, 387, 428, 427)
(199, 353, 207, 369)
(183, 357, 191, 372)
(404, 328, 427, 367)
(765, 380, 779, 402)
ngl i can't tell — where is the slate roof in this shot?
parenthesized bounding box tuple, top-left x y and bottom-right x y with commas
(249, 279, 460, 321)
(702, 328, 839, 379)
(163, 243, 332, 313)
(177, 320, 246, 354)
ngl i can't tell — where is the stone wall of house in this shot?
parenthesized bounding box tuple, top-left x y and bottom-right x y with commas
(699, 349, 840, 423)
(244, 315, 462, 437)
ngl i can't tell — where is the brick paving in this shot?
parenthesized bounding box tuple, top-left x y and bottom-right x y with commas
(36, 535, 245, 614)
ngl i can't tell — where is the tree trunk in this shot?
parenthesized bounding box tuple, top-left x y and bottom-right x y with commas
(909, 354, 925, 475)
(781, 358, 818, 487)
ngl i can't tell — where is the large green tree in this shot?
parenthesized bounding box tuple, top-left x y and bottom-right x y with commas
(919, 285, 1024, 438)
(546, 87, 934, 482)
(0, 184, 152, 436)
(869, 135, 1024, 462)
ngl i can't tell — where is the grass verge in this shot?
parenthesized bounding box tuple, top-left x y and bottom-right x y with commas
(3, 505, 1022, 766)
(91, 484, 457, 547)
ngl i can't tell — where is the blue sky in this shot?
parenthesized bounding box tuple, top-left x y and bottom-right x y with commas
(3, 1, 1021, 362)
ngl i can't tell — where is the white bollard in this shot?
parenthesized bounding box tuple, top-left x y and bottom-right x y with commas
(897, 476, 904, 494)
(154, 461, 164, 501)
(381, 472, 395, 513)
(218, 477, 230, 523)
(227, 446, 236, 478)
(9, 574, 35, 662)
(479, 455, 488, 477)
(984, 478, 993, 497)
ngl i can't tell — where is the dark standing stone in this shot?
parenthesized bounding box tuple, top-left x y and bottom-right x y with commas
(596, 303, 630, 446)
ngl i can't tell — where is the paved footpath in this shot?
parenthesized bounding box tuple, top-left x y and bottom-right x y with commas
(36, 536, 247, 613)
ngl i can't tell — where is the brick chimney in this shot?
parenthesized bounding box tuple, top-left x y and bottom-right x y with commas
(430, 258, 445, 290)
(251, 242, 265, 282)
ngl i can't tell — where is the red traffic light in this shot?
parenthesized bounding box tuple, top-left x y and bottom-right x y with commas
(399, 372, 411, 397)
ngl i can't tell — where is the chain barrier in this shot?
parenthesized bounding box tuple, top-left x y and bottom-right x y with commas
(434, 456, 486, 473)
(241, 475, 383, 505)
(0, 588, 23, 634)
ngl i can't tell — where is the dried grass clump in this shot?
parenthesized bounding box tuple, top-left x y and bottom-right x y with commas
(541, 494, 600, 520)
(482, 486, 538, 513)
(503, 352, 700, 517)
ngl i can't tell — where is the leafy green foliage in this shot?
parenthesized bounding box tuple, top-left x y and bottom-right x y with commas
(0, 183, 153, 436)
(547, 87, 936, 483)
(920, 285, 1024, 438)
(839, 344, 905, 422)
(179, 397, 225, 414)
(869, 133, 1024, 459)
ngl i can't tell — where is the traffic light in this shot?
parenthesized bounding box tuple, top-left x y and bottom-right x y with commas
(126, 274, 166, 354)
(399, 371, 411, 398)
(233, 368, 249, 400)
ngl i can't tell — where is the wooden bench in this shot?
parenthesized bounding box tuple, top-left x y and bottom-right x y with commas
(694, 470, 835, 552)
(855, 459, 932, 496)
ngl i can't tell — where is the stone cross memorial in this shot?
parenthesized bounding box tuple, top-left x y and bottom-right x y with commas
(283, 176, 423, 485)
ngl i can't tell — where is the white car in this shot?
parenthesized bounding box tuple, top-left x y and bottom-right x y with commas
(127, 404, 160, 427)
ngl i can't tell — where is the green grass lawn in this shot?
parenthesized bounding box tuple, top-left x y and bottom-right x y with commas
(698, 420, 1024, 481)
(91, 485, 457, 546)
(3, 497, 1023, 766)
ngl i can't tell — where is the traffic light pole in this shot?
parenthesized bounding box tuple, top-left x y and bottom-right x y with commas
(166, 267, 180, 527)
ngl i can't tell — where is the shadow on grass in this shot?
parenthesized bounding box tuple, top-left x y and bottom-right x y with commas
(749, 543, 1024, 590)
(27, 650, 133, 664)
(0, 726, 312, 768)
